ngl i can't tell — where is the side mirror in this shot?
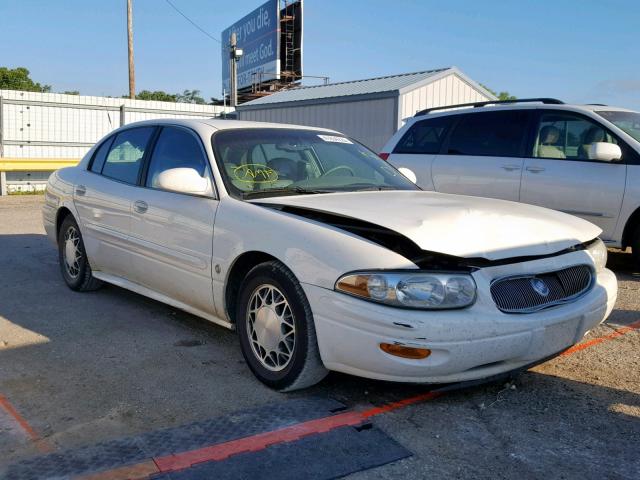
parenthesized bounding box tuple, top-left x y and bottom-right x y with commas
(155, 168, 209, 195)
(398, 167, 417, 184)
(589, 142, 622, 162)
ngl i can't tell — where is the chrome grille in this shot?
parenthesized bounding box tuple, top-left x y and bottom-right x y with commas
(490, 265, 593, 313)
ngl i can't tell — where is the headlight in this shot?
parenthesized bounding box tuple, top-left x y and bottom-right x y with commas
(335, 271, 476, 309)
(586, 238, 607, 271)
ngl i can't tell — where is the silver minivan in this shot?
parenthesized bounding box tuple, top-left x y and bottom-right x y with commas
(381, 98, 640, 265)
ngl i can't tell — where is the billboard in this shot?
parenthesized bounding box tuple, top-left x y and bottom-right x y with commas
(221, 0, 280, 92)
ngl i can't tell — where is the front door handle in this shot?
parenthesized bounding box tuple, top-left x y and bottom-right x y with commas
(501, 164, 521, 172)
(75, 185, 86, 196)
(133, 200, 148, 214)
(526, 166, 546, 173)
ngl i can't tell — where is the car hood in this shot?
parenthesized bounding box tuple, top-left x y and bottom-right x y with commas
(253, 191, 601, 261)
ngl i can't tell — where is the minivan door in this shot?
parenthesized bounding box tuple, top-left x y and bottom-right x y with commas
(520, 110, 626, 240)
(431, 110, 530, 202)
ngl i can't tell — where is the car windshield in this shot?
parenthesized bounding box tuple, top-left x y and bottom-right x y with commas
(596, 111, 640, 143)
(211, 128, 419, 199)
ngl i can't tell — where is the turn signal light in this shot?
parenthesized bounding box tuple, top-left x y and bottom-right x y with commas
(380, 343, 431, 359)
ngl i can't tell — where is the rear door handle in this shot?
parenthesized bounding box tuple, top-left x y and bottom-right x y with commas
(501, 164, 521, 172)
(133, 200, 148, 214)
(75, 185, 86, 196)
(526, 166, 546, 173)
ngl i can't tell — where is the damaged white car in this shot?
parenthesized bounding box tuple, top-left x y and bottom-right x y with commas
(43, 119, 618, 391)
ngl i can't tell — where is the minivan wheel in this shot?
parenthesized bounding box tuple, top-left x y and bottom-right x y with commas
(58, 216, 102, 291)
(236, 261, 328, 391)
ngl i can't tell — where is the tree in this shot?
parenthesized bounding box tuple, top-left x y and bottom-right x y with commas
(62, 90, 80, 95)
(480, 84, 516, 101)
(177, 89, 206, 104)
(135, 90, 178, 102)
(0, 67, 51, 92)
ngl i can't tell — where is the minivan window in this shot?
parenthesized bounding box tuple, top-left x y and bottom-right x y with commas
(393, 116, 453, 154)
(145, 127, 210, 190)
(447, 111, 528, 157)
(101, 127, 155, 185)
(533, 112, 618, 160)
(596, 111, 640, 143)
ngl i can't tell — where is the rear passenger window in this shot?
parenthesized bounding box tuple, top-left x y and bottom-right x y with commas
(90, 136, 115, 173)
(102, 127, 155, 185)
(394, 117, 453, 154)
(447, 111, 528, 157)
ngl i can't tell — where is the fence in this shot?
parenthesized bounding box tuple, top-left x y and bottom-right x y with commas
(0, 90, 233, 195)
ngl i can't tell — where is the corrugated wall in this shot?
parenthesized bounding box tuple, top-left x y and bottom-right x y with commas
(398, 73, 492, 126)
(0, 89, 232, 159)
(238, 96, 397, 151)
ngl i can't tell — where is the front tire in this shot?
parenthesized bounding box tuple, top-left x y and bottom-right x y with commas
(58, 215, 102, 291)
(236, 261, 328, 391)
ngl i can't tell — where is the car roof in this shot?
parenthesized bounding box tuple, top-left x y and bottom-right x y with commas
(116, 118, 341, 134)
(409, 102, 637, 122)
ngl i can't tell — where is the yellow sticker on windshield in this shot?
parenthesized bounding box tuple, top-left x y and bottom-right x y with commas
(233, 164, 279, 183)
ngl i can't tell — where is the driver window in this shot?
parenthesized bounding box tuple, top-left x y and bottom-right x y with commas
(534, 113, 617, 161)
(145, 127, 211, 192)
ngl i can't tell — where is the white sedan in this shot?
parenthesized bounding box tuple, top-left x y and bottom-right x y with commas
(43, 119, 618, 391)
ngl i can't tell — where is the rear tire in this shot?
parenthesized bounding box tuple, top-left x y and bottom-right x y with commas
(632, 225, 640, 268)
(236, 261, 328, 391)
(58, 215, 102, 292)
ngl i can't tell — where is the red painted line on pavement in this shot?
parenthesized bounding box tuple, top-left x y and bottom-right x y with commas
(560, 319, 640, 356)
(154, 410, 366, 472)
(360, 391, 443, 418)
(153, 391, 443, 472)
(72, 319, 640, 478)
(0, 394, 52, 453)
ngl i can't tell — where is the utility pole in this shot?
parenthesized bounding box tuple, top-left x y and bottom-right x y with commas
(229, 32, 243, 108)
(127, 0, 135, 99)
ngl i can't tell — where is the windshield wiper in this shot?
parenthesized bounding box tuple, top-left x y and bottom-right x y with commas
(242, 186, 334, 199)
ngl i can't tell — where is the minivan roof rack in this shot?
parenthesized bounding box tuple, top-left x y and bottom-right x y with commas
(415, 98, 564, 116)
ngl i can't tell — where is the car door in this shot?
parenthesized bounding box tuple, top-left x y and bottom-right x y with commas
(386, 115, 455, 190)
(128, 126, 219, 316)
(520, 110, 627, 240)
(431, 110, 530, 201)
(73, 126, 156, 277)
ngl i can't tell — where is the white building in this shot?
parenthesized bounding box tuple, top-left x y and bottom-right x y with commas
(0, 90, 231, 194)
(237, 67, 496, 151)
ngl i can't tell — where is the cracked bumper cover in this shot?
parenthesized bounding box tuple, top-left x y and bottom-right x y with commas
(303, 252, 617, 384)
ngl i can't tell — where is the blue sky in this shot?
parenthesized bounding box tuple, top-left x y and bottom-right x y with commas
(1, 0, 638, 108)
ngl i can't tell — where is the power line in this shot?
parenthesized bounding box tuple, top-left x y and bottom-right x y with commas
(164, 0, 222, 44)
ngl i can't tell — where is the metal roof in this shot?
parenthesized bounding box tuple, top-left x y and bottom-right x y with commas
(238, 68, 457, 108)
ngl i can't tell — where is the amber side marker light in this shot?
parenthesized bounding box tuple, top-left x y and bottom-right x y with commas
(380, 343, 431, 359)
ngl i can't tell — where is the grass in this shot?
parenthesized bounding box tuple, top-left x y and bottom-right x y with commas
(7, 190, 46, 196)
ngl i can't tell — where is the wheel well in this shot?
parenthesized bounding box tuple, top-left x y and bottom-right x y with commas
(224, 251, 279, 324)
(622, 207, 640, 248)
(55, 207, 73, 239)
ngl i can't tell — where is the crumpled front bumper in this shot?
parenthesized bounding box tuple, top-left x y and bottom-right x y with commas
(303, 250, 617, 383)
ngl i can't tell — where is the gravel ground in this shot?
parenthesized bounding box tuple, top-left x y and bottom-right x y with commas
(0, 196, 638, 479)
